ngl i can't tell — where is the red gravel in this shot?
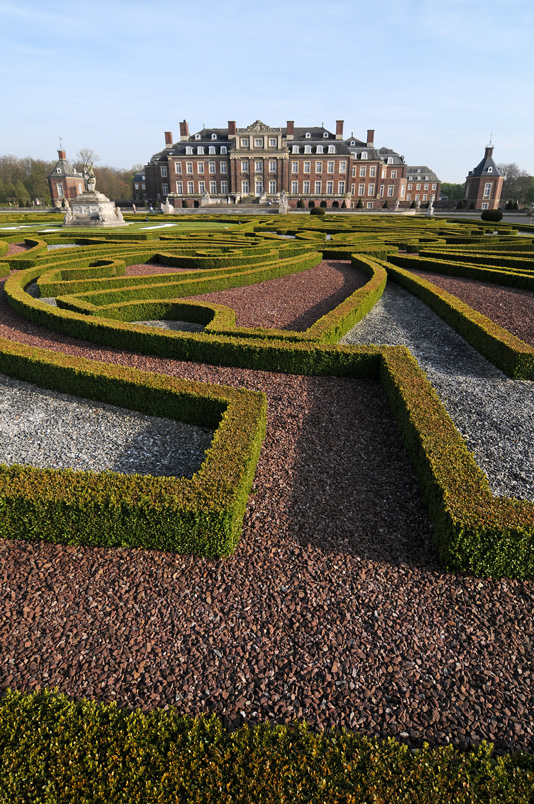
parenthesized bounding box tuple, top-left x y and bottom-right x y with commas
(410, 269, 534, 346)
(185, 260, 368, 330)
(0, 272, 532, 753)
(5, 242, 28, 255)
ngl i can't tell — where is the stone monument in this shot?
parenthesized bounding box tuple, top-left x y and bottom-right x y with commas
(63, 162, 127, 227)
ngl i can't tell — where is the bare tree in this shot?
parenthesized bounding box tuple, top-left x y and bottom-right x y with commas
(74, 148, 100, 171)
(497, 162, 533, 204)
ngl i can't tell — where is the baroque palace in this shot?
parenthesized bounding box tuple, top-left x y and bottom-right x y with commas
(133, 119, 441, 210)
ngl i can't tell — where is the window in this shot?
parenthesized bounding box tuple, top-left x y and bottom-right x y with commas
(197, 162, 204, 173)
(269, 180, 276, 193)
(361, 151, 368, 159)
(57, 183, 63, 197)
(142, 183, 146, 190)
(176, 181, 183, 193)
(408, 184, 412, 190)
(254, 160, 263, 172)
(327, 181, 333, 194)
(209, 161, 216, 173)
(387, 185, 394, 197)
(387, 157, 393, 164)
(358, 183, 365, 196)
(186, 146, 193, 155)
(368, 183, 375, 195)
(391, 170, 397, 179)
(292, 145, 299, 154)
(242, 180, 249, 193)
(328, 145, 335, 153)
(162, 183, 168, 195)
(291, 180, 298, 193)
(175, 162, 182, 173)
(187, 181, 194, 194)
(316, 161, 323, 173)
(483, 183, 492, 197)
(210, 181, 217, 194)
(56, 167, 61, 173)
(401, 185, 406, 197)
(211, 133, 217, 140)
(197, 146, 204, 155)
(369, 166, 376, 177)
(415, 194, 420, 201)
(487, 167, 493, 173)
(340, 161, 347, 172)
(198, 181, 205, 193)
(292, 161, 298, 173)
(269, 160, 276, 173)
(304, 145, 311, 154)
(482, 202, 489, 209)
(407, 194, 411, 202)
(134, 183, 139, 190)
(303, 181, 310, 193)
(360, 166, 367, 177)
(316, 145, 324, 154)
(416, 183, 421, 190)
(269, 138, 277, 147)
(367, 201, 373, 209)
(379, 185, 384, 197)
(241, 160, 249, 172)
(423, 194, 427, 201)
(432, 183, 437, 190)
(186, 162, 193, 174)
(195, 134, 201, 140)
(338, 181, 345, 193)
(352, 166, 356, 177)
(327, 161, 334, 173)
(221, 162, 227, 174)
(424, 183, 429, 190)
(315, 181, 322, 193)
(304, 161, 311, 173)
(241, 138, 249, 147)
(323, 132, 329, 138)
(209, 146, 216, 154)
(382, 169, 387, 178)
(305, 132, 311, 138)
(254, 138, 263, 147)
(220, 146, 227, 154)
(161, 166, 167, 177)
(221, 181, 228, 194)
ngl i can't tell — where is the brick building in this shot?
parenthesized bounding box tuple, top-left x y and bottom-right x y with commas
(47, 150, 84, 207)
(137, 119, 442, 210)
(464, 145, 503, 210)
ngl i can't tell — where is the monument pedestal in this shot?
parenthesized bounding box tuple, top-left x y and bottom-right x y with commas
(63, 190, 127, 227)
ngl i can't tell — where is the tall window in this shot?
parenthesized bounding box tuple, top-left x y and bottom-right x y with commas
(360, 166, 367, 177)
(187, 181, 194, 193)
(400, 185, 406, 197)
(303, 181, 310, 193)
(197, 162, 204, 173)
(57, 183, 64, 197)
(379, 185, 384, 197)
(391, 170, 397, 178)
(162, 183, 168, 195)
(241, 138, 249, 147)
(316, 161, 323, 173)
(327, 161, 334, 173)
(210, 181, 217, 194)
(254, 138, 263, 148)
(338, 181, 345, 194)
(198, 181, 205, 193)
(221, 162, 227, 174)
(241, 161, 249, 172)
(387, 185, 394, 197)
(326, 181, 333, 194)
(369, 166, 376, 177)
(186, 162, 193, 174)
(291, 180, 298, 193)
(304, 161, 311, 173)
(176, 181, 183, 193)
(269, 160, 276, 173)
(221, 181, 228, 193)
(175, 162, 182, 173)
(161, 166, 167, 177)
(242, 180, 249, 193)
(315, 181, 322, 193)
(340, 162, 347, 172)
(269, 138, 277, 147)
(209, 161, 216, 173)
(483, 183, 492, 197)
(292, 161, 298, 173)
(254, 160, 263, 172)
(358, 183, 365, 196)
(269, 180, 276, 193)
(368, 183, 375, 195)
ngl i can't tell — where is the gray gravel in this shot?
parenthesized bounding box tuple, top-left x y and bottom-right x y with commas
(0, 374, 214, 478)
(341, 283, 534, 502)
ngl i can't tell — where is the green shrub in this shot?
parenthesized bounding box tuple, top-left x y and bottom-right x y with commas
(310, 206, 326, 216)
(481, 209, 504, 222)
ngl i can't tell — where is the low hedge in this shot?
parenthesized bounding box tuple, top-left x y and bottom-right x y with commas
(386, 262, 534, 380)
(0, 690, 532, 803)
(389, 253, 534, 290)
(0, 335, 267, 557)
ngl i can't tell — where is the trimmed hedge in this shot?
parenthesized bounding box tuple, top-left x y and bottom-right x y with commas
(0, 335, 267, 557)
(0, 690, 532, 803)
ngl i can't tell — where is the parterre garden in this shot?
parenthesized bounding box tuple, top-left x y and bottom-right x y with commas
(0, 211, 533, 801)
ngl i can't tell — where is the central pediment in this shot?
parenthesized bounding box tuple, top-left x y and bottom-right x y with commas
(243, 120, 278, 133)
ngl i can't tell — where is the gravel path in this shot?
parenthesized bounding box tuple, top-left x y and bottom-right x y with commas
(0, 271, 531, 753)
(341, 282, 534, 502)
(410, 269, 534, 347)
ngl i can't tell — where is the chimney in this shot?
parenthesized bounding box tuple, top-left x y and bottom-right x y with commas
(286, 120, 295, 140)
(366, 129, 375, 147)
(58, 149, 66, 160)
(336, 120, 344, 140)
(485, 145, 494, 159)
(164, 131, 173, 148)
(179, 120, 189, 141)
(228, 120, 237, 136)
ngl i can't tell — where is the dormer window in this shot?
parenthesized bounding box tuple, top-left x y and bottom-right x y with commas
(323, 132, 329, 138)
(185, 146, 193, 154)
(220, 146, 227, 154)
(211, 133, 217, 140)
(292, 145, 299, 154)
(197, 146, 204, 154)
(56, 167, 61, 173)
(305, 132, 311, 138)
(209, 146, 215, 154)
(195, 133, 201, 140)
(304, 145, 311, 154)
(487, 166, 493, 172)
(316, 145, 324, 154)
(350, 140, 355, 146)
(361, 151, 368, 159)
(387, 157, 393, 164)
(328, 145, 335, 154)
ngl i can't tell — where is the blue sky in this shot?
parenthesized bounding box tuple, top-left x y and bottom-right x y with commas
(1, 0, 532, 182)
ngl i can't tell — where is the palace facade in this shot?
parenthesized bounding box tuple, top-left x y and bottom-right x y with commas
(136, 119, 442, 210)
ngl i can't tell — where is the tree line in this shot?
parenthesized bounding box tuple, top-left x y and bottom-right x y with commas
(0, 151, 141, 207)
